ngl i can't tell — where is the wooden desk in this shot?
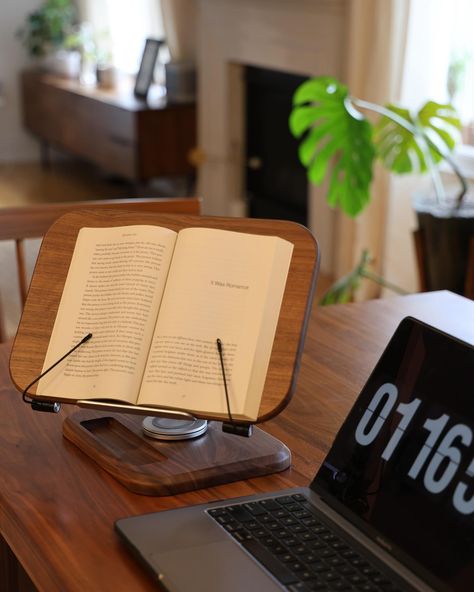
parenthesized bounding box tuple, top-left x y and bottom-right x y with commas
(0, 291, 472, 591)
(20, 70, 196, 184)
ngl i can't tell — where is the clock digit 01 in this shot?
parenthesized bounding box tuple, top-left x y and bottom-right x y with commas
(355, 383, 398, 446)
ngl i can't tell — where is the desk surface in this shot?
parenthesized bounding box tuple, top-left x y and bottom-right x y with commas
(1, 291, 472, 592)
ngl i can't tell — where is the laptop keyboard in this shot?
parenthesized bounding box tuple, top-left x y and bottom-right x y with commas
(207, 493, 405, 592)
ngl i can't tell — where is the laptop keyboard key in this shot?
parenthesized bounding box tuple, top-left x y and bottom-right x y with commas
(332, 581, 351, 590)
(327, 556, 345, 568)
(241, 539, 299, 585)
(228, 505, 253, 522)
(276, 496, 295, 505)
(259, 499, 281, 511)
(275, 509, 291, 519)
(308, 561, 329, 573)
(319, 548, 336, 558)
(323, 571, 340, 582)
(243, 502, 267, 516)
(348, 573, 366, 585)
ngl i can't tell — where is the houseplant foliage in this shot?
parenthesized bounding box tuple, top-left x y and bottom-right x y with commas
(319, 249, 407, 305)
(289, 76, 466, 218)
(17, 0, 77, 58)
(289, 76, 472, 299)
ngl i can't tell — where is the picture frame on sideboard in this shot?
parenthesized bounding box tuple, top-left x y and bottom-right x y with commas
(134, 38, 163, 99)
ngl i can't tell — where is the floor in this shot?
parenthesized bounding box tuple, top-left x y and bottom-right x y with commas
(0, 161, 189, 206)
(0, 161, 333, 338)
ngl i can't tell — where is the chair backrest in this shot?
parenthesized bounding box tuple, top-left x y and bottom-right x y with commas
(0, 196, 201, 342)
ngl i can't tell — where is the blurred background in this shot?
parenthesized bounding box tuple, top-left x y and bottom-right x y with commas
(0, 0, 473, 332)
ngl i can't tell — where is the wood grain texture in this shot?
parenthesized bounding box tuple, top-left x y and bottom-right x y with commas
(0, 292, 473, 591)
(10, 211, 320, 422)
(1, 292, 473, 592)
(62, 412, 291, 495)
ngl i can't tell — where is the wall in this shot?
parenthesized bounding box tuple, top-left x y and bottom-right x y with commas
(0, 0, 42, 162)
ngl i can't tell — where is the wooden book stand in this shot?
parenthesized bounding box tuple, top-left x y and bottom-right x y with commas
(10, 211, 319, 495)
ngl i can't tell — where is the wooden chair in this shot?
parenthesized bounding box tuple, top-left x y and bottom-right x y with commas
(0, 197, 201, 342)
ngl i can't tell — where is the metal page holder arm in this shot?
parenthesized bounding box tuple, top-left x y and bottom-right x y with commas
(22, 332, 253, 437)
(22, 333, 93, 413)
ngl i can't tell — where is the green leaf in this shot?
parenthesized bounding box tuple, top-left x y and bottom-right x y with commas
(289, 106, 323, 138)
(319, 250, 370, 305)
(373, 106, 423, 173)
(289, 77, 375, 218)
(418, 101, 461, 163)
(298, 119, 339, 166)
(374, 101, 461, 174)
(293, 77, 348, 106)
(319, 272, 359, 305)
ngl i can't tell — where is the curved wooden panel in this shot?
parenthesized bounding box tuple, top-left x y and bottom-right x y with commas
(10, 210, 319, 422)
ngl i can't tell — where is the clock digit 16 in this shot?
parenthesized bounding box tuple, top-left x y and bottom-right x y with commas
(354, 383, 474, 515)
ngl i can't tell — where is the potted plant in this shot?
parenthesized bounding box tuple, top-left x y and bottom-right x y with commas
(289, 76, 472, 297)
(17, 0, 81, 78)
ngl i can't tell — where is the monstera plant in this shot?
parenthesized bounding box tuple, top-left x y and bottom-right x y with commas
(289, 76, 471, 297)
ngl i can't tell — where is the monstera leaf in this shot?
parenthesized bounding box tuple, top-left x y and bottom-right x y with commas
(289, 77, 375, 217)
(374, 101, 461, 175)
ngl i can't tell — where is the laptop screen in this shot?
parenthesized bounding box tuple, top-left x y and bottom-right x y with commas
(311, 317, 474, 591)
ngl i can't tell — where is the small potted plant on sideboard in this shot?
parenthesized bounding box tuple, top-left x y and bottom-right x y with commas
(17, 0, 81, 78)
(289, 76, 472, 296)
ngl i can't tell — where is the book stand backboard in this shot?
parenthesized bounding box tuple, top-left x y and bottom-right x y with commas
(10, 211, 319, 495)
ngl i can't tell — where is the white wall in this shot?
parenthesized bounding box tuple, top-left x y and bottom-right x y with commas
(0, 0, 42, 162)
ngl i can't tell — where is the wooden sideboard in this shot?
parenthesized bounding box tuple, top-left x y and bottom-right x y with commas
(20, 70, 196, 184)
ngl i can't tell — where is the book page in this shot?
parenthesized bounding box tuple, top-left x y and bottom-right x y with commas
(138, 228, 293, 420)
(37, 225, 177, 402)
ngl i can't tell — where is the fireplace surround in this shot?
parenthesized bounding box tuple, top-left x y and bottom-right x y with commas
(196, 0, 349, 274)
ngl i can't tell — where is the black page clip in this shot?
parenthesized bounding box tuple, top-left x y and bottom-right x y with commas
(217, 338, 253, 438)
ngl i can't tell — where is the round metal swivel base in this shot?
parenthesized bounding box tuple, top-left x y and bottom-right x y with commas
(142, 416, 208, 441)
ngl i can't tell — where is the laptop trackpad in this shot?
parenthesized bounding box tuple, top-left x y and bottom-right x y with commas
(151, 540, 282, 592)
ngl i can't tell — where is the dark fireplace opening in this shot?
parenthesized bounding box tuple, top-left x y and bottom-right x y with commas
(245, 66, 309, 225)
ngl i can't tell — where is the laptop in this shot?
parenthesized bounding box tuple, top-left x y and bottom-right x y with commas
(115, 317, 474, 592)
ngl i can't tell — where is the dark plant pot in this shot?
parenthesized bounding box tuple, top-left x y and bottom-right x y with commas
(414, 193, 474, 295)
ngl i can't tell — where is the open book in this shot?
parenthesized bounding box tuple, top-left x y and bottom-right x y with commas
(37, 225, 293, 421)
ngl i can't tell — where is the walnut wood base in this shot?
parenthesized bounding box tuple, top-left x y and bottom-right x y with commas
(63, 411, 291, 496)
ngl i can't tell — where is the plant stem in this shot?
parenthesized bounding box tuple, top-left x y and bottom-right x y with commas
(352, 97, 468, 207)
(360, 269, 409, 295)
